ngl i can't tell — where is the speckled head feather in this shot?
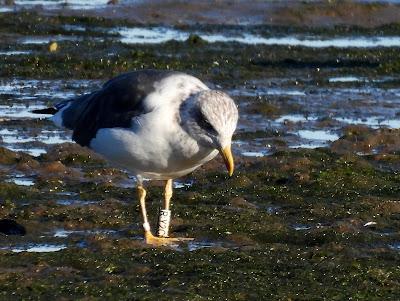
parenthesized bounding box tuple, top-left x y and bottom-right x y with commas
(183, 90, 238, 149)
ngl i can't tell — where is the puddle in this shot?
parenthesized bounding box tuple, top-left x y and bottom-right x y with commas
(7, 146, 47, 157)
(356, 149, 380, 156)
(114, 179, 135, 189)
(2, 135, 35, 144)
(53, 229, 82, 238)
(56, 191, 79, 197)
(19, 37, 57, 45)
(0, 7, 13, 13)
(329, 76, 365, 83)
(292, 224, 312, 231)
(241, 151, 270, 157)
(114, 175, 136, 188)
(0, 78, 96, 97)
(0, 50, 32, 56)
(0, 128, 70, 146)
(2, 134, 70, 145)
(329, 76, 397, 83)
(388, 243, 400, 251)
(296, 130, 340, 142)
(290, 142, 327, 149)
(56, 199, 97, 206)
(19, 35, 84, 45)
(187, 241, 225, 252)
(275, 114, 318, 123)
(0, 104, 51, 118)
(174, 180, 193, 189)
(53, 228, 116, 238)
(117, 27, 189, 44)
(6, 244, 67, 253)
(117, 27, 400, 48)
(229, 88, 306, 97)
(266, 206, 280, 215)
(63, 24, 87, 32)
(335, 116, 400, 129)
(168, 240, 227, 252)
(6, 177, 35, 186)
(247, 35, 400, 48)
(14, 0, 110, 10)
(0, 129, 15, 135)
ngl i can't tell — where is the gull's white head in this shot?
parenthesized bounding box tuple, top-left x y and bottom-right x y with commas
(181, 90, 239, 175)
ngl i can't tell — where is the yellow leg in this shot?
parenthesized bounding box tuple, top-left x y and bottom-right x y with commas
(164, 179, 172, 210)
(138, 184, 193, 245)
(138, 185, 151, 235)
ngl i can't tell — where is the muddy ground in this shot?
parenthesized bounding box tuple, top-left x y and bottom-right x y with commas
(1, 1, 400, 300)
(6, 0, 400, 27)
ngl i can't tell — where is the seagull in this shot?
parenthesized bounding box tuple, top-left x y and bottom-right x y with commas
(33, 70, 238, 245)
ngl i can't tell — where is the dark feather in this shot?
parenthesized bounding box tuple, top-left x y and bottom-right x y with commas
(31, 107, 58, 115)
(31, 99, 72, 115)
(60, 70, 179, 146)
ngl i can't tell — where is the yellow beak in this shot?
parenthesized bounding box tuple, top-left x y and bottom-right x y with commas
(219, 145, 234, 177)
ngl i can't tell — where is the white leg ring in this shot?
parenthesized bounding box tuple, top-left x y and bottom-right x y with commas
(143, 222, 151, 232)
(157, 209, 171, 237)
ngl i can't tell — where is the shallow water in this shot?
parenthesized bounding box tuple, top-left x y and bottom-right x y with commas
(0, 50, 32, 56)
(266, 206, 280, 215)
(56, 199, 97, 206)
(53, 228, 116, 237)
(296, 130, 340, 142)
(7, 146, 47, 157)
(114, 177, 136, 188)
(0, 7, 13, 13)
(186, 240, 226, 252)
(6, 177, 35, 186)
(0, 79, 99, 156)
(241, 150, 270, 157)
(117, 26, 400, 48)
(0, 130, 70, 145)
(230, 87, 306, 97)
(8, 244, 67, 253)
(334, 116, 400, 129)
(289, 142, 327, 149)
(174, 180, 194, 189)
(274, 114, 318, 124)
(117, 27, 188, 44)
(1, 75, 398, 158)
(389, 243, 400, 251)
(14, 0, 110, 10)
(19, 35, 93, 45)
(1, 6, 400, 299)
(256, 36, 400, 48)
(0, 104, 50, 118)
(292, 224, 312, 231)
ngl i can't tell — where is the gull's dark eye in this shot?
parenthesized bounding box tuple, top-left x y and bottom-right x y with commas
(200, 118, 215, 132)
(196, 111, 217, 134)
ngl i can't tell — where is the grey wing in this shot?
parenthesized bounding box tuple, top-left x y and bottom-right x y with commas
(61, 70, 179, 147)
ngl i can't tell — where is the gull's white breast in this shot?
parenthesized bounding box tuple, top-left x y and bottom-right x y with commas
(89, 74, 218, 180)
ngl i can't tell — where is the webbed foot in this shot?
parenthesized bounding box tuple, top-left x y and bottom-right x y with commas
(145, 231, 194, 245)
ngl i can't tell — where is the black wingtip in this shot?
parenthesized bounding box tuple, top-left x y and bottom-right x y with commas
(31, 107, 58, 115)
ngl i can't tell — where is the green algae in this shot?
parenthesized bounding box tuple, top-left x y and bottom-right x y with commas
(1, 8, 400, 301)
(1, 12, 400, 83)
(5, 144, 400, 300)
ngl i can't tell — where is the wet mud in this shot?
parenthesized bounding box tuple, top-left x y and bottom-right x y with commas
(1, 1, 400, 300)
